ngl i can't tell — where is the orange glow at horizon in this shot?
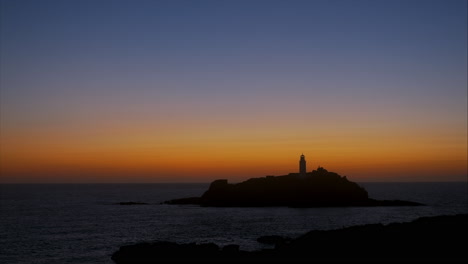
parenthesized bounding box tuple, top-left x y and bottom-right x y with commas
(1, 0, 467, 184)
(1, 110, 466, 182)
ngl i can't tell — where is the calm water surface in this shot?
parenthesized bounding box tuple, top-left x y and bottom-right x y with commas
(1, 182, 467, 264)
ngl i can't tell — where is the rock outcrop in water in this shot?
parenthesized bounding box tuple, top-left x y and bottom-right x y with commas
(111, 214, 468, 263)
(164, 167, 422, 207)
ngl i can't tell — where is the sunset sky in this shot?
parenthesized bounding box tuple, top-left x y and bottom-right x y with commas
(1, 0, 467, 183)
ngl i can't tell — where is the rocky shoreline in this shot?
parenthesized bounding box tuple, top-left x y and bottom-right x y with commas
(112, 214, 468, 263)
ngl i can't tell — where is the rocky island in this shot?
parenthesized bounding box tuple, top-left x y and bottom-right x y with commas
(165, 155, 422, 207)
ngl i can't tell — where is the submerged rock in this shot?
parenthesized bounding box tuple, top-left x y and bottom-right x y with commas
(117, 202, 148, 205)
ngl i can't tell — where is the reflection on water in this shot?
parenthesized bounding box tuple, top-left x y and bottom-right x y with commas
(0, 182, 466, 264)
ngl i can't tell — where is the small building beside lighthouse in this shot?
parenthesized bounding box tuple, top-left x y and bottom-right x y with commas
(299, 154, 307, 178)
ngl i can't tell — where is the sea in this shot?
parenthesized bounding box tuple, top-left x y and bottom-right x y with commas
(0, 182, 467, 264)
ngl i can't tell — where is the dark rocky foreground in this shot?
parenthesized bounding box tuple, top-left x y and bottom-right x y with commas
(164, 167, 423, 207)
(112, 214, 468, 263)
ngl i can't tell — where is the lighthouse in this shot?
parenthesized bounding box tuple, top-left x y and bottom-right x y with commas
(299, 153, 307, 178)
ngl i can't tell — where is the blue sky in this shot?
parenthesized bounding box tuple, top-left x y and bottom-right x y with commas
(1, 0, 467, 182)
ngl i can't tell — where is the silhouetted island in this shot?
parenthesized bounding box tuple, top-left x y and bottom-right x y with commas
(164, 154, 422, 207)
(111, 214, 468, 263)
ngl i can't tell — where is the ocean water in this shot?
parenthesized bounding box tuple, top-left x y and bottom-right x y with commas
(0, 182, 467, 264)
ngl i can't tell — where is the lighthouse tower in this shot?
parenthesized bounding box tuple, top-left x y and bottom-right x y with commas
(299, 154, 307, 178)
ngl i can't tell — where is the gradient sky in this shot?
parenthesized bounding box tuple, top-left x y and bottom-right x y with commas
(1, 0, 467, 183)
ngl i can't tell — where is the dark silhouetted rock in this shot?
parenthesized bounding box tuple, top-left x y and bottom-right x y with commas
(164, 167, 424, 207)
(112, 214, 468, 263)
(112, 241, 224, 263)
(222, 244, 240, 253)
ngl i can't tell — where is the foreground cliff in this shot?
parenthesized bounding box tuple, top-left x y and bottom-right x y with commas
(165, 167, 422, 207)
(112, 214, 468, 263)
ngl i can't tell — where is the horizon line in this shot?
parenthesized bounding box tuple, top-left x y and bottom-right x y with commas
(1, 180, 466, 184)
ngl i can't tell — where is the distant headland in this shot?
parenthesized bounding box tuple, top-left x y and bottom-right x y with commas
(165, 154, 423, 207)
